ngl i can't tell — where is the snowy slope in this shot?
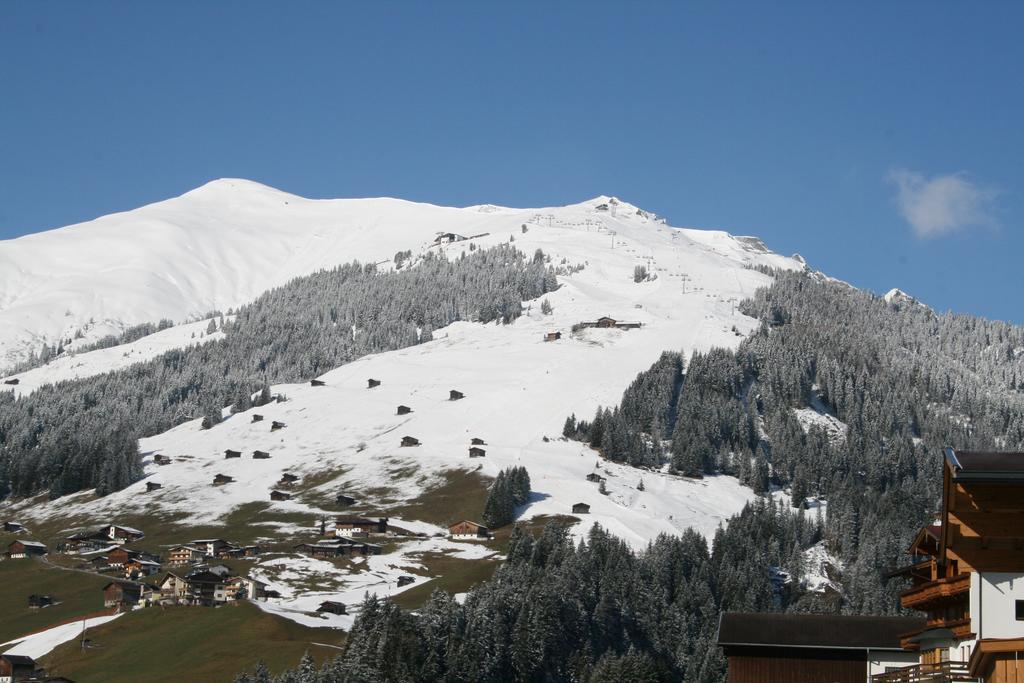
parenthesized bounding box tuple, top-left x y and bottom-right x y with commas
(0, 316, 228, 396)
(0, 180, 795, 371)
(0, 184, 806, 626)
(5, 189, 802, 542)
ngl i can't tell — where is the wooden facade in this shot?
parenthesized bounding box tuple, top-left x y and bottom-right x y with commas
(469, 446, 486, 458)
(719, 613, 923, 683)
(449, 520, 490, 539)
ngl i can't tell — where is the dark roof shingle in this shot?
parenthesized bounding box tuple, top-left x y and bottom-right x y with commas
(717, 612, 925, 651)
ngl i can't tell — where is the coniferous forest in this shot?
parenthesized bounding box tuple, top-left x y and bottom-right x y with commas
(0, 245, 557, 499)
(240, 269, 1024, 683)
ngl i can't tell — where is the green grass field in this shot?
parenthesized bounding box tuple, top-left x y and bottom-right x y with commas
(41, 601, 344, 683)
(0, 557, 110, 644)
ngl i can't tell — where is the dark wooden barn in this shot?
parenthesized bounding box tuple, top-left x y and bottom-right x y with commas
(318, 600, 347, 615)
(3, 378, 20, 385)
(28, 594, 53, 608)
(145, 482, 162, 492)
(471, 437, 486, 445)
(368, 378, 381, 389)
(311, 379, 326, 387)
(213, 474, 234, 486)
(469, 447, 486, 458)
(224, 449, 241, 459)
(449, 389, 465, 401)
(280, 473, 299, 484)
(401, 436, 420, 447)
(544, 331, 562, 341)
(717, 612, 924, 683)
(270, 490, 291, 501)
(271, 421, 286, 431)
(397, 405, 412, 415)
(253, 450, 271, 459)
(251, 414, 264, 423)
(336, 494, 357, 507)
(154, 454, 172, 465)
(572, 503, 590, 514)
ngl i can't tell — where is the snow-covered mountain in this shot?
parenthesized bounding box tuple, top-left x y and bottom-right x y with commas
(0, 180, 795, 372)
(0, 181, 809, 625)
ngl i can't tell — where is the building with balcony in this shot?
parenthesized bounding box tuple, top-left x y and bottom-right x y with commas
(879, 448, 1024, 683)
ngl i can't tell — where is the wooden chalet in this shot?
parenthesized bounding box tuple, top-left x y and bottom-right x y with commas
(397, 575, 415, 587)
(577, 316, 643, 331)
(8, 540, 47, 558)
(718, 612, 923, 682)
(280, 473, 300, 484)
(270, 490, 291, 501)
(91, 524, 145, 544)
(294, 538, 381, 559)
(226, 575, 267, 601)
(146, 481, 162, 492)
(0, 654, 38, 681)
(471, 437, 486, 446)
(224, 449, 242, 459)
(544, 331, 561, 342)
(449, 389, 465, 401)
(335, 517, 388, 537)
(572, 503, 590, 514)
(336, 494, 357, 507)
(449, 520, 491, 540)
(879, 448, 1024, 683)
(586, 472, 606, 483)
(157, 572, 187, 603)
(103, 581, 143, 609)
(124, 558, 161, 578)
(271, 420, 286, 431)
(400, 436, 420, 447)
(253, 450, 271, 459)
(318, 600, 347, 615)
(154, 454, 172, 465)
(167, 545, 205, 565)
(182, 570, 231, 606)
(311, 379, 326, 387)
(219, 544, 261, 559)
(469, 446, 486, 458)
(397, 405, 412, 415)
(252, 414, 264, 423)
(368, 378, 381, 389)
(3, 521, 25, 532)
(213, 474, 234, 486)
(28, 594, 53, 608)
(190, 539, 231, 557)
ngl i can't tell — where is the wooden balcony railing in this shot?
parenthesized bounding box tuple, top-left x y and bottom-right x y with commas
(872, 661, 977, 682)
(900, 573, 970, 610)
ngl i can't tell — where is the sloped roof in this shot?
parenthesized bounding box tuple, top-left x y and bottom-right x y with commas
(946, 448, 1024, 480)
(717, 612, 925, 651)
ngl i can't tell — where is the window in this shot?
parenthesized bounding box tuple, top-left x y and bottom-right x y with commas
(1016, 600, 1024, 621)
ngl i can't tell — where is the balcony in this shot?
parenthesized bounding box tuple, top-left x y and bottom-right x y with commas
(900, 574, 970, 610)
(872, 661, 977, 682)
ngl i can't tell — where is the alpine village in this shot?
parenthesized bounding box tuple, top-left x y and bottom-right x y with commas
(3, 7, 1024, 680)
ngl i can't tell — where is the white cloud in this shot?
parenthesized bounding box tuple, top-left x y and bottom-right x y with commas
(887, 169, 998, 238)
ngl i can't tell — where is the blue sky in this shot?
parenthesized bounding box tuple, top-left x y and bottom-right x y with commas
(1, 2, 1021, 322)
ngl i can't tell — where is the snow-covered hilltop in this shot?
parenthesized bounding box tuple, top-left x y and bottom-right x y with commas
(0, 180, 798, 372)
(2, 181, 804, 549)
(0, 181, 815, 626)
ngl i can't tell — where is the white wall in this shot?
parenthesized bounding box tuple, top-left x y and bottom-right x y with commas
(867, 650, 919, 678)
(971, 572, 1024, 640)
